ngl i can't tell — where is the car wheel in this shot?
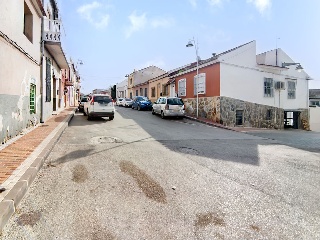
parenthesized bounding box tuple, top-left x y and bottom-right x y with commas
(138, 105, 141, 111)
(87, 113, 92, 121)
(152, 109, 155, 115)
(161, 111, 165, 119)
(132, 105, 134, 109)
(83, 109, 87, 116)
(109, 116, 114, 120)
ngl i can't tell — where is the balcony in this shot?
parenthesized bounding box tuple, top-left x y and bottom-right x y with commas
(43, 18, 61, 42)
(42, 18, 68, 69)
(65, 81, 74, 86)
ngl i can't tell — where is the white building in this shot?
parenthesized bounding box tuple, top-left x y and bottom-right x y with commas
(116, 79, 128, 98)
(41, 0, 69, 119)
(0, 0, 45, 144)
(173, 40, 311, 129)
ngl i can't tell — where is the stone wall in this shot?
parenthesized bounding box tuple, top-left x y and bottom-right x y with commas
(183, 96, 221, 123)
(219, 96, 283, 129)
(183, 96, 287, 129)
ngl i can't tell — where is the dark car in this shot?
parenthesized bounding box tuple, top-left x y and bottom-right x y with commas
(131, 96, 152, 111)
(78, 97, 88, 112)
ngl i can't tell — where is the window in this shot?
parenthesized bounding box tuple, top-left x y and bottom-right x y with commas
(194, 73, 206, 95)
(140, 88, 143, 96)
(144, 88, 148, 97)
(46, 58, 51, 102)
(287, 81, 296, 99)
(266, 109, 272, 120)
(310, 100, 320, 106)
(264, 78, 274, 97)
(167, 98, 184, 105)
(130, 92, 132, 99)
(178, 78, 186, 97)
(30, 84, 36, 114)
(24, 1, 33, 42)
(135, 90, 138, 96)
(162, 85, 169, 96)
(93, 95, 111, 103)
(130, 78, 132, 85)
(151, 87, 155, 97)
(236, 110, 243, 125)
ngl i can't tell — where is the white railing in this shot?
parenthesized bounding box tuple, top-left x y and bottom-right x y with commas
(43, 18, 61, 43)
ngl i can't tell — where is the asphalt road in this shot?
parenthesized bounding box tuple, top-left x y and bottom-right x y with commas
(1, 107, 319, 239)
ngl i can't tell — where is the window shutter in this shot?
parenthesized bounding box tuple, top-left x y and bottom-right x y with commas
(179, 79, 186, 96)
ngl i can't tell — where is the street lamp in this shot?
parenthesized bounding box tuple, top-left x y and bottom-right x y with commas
(282, 62, 303, 72)
(186, 37, 199, 118)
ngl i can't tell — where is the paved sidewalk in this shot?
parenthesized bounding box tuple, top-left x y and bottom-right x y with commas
(0, 107, 76, 231)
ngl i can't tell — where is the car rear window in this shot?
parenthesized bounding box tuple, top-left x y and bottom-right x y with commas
(81, 98, 88, 102)
(94, 96, 112, 103)
(167, 98, 184, 105)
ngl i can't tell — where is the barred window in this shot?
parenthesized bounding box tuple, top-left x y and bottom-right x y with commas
(287, 81, 296, 99)
(264, 78, 274, 97)
(178, 78, 186, 97)
(30, 83, 36, 114)
(266, 109, 272, 120)
(194, 73, 206, 95)
(46, 58, 51, 102)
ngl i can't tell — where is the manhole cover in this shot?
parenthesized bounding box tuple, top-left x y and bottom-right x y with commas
(178, 147, 199, 155)
(91, 136, 123, 144)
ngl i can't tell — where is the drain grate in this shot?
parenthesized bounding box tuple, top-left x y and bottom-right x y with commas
(178, 147, 199, 155)
(91, 136, 123, 144)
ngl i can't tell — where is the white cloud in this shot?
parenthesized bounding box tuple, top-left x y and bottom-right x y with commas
(207, 0, 222, 6)
(77, 1, 110, 29)
(247, 0, 271, 14)
(151, 18, 174, 28)
(189, 0, 197, 8)
(125, 12, 174, 38)
(126, 12, 147, 38)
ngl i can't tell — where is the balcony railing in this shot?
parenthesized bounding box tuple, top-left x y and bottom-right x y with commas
(65, 81, 74, 86)
(43, 18, 61, 43)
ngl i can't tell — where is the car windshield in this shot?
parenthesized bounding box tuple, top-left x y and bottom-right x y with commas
(94, 96, 111, 104)
(81, 98, 88, 102)
(167, 98, 184, 105)
(140, 97, 149, 101)
(118, 98, 123, 101)
(125, 98, 131, 101)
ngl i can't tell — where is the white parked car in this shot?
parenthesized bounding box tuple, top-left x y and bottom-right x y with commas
(116, 98, 124, 106)
(83, 94, 115, 120)
(122, 98, 133, 108)
(152, 97, 185, 119)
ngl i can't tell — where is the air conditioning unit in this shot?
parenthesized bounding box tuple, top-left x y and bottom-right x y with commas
(275, 81, 285, 90)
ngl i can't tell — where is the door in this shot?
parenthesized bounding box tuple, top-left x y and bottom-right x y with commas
(236, 110, 243, 126)
(53, 77, 57, 111)
(293, 112, 299, 129)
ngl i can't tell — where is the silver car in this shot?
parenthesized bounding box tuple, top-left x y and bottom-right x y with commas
(122, 98, 133, 107)
(152, 97, 185, 119)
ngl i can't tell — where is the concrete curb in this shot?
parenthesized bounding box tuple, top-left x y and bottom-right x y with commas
(0, 110, 75, 232)
(184, 115, 237, 131)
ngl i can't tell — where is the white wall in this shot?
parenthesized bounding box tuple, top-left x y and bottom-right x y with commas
(220, 42, 309, 110)
(310, 107, 320, 132)
(0, 0, 42, 67)
(133, 66, 166, 85)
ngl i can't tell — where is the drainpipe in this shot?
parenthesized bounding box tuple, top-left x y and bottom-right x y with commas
(40, 16, 45, 123)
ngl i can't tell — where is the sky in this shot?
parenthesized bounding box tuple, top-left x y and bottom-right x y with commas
(57, 0, 320, 94)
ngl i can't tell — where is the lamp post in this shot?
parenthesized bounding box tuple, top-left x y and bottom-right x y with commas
(282, 62, 303, 72)
(186, 37, 199, 118)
